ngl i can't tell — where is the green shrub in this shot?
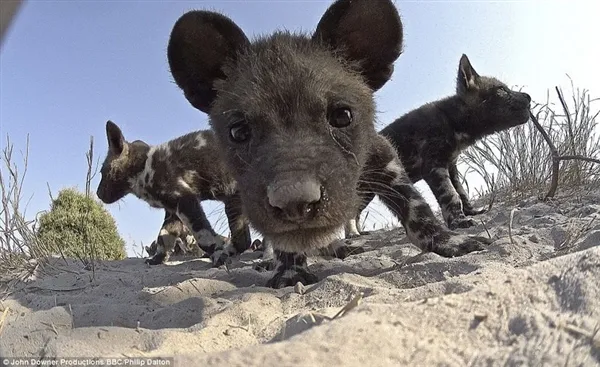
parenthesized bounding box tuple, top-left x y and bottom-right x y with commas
(34, 188, 127, 261)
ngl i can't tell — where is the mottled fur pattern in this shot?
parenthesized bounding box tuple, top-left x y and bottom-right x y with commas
(355, 54, 532, 231)
(166, 0, 491, 288)
(96, 120, 252, 266)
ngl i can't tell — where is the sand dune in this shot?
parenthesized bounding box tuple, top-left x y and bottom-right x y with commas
(1, 190, 599, 366)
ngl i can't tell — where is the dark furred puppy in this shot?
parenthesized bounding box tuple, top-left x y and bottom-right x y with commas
(167, 0, 491, 288)
(96, 120, 251, 266)
(355, 54, 532, 231)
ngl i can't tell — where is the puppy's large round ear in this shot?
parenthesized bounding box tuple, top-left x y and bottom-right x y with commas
(456, 54, 480, 95)
(167, 11, 250, 113)
(312, 0, 403, 91)
(106, 120, 125, 155)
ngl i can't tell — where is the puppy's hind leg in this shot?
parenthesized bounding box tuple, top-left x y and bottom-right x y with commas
(174, 195, 225, 260)
(145, 210, 179, 265)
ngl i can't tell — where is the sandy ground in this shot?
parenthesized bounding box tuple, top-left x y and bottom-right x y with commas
(1, 190, 599, 366)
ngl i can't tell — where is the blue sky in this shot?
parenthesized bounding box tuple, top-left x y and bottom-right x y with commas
(1, 0, 599, 257)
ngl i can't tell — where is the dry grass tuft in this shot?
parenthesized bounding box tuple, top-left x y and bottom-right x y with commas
(0, 135, 50, 290)
(0, 134, 109, 294)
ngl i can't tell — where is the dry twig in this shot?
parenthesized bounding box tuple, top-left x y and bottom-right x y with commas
(508, 208, 517, 245)
(331, 292, 364, 320)
(0, 306, 9, 335)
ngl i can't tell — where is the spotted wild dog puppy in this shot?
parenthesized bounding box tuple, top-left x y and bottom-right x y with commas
(145, 211, 200, 258)
(166, 0, 492, 288)
(352, 54, 532, 232)
(96, 120, 252, 266)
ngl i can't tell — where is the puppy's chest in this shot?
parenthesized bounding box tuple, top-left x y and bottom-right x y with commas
(130, 180, 164, 208)
(451, 132, 475, 160)
(128, 166, 172, 208)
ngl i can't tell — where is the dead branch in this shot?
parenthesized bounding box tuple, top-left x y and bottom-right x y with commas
(83, 136, 97, 278)
(46, 183, 54, 203)
(530, 87, 600, 200)
(85, 136, 95, 198)
(529, 111, 560, 199)
(557, 155, 600, 165)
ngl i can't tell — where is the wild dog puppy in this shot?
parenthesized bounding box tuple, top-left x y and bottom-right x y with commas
(166, 0, 492, 288)
(353, 54, 532, 231)
(96, 120, 252, 266)
(144, 211, 200, 257)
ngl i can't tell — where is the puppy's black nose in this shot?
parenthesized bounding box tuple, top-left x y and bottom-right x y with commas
(522, 92, 531, 103)
(267, 178, 323, 222)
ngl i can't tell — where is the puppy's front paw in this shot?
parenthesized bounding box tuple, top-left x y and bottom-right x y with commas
(197, 243, 217, 257)
(250, 239, 263, 251)
(145, 253, 167, 265)
(253, 259, 276, 272)
(210, 250, 230, 267)
(448, 215, 477, 230)
(145, 245, 156, 257)
(208, 239, 238, 267)
(210, 244, 240, 268)
(345, 230, 371, 239)
(430, 232, 491, 257)
(464, 206, 488, 216)
(266, 266, 319, 289)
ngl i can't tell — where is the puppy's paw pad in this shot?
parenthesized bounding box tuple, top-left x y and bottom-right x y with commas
(210, 251, 233, 268)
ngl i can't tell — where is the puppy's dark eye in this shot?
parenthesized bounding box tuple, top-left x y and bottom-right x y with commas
(329, 107, 353, 128)
(229, 121, 251, 143)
